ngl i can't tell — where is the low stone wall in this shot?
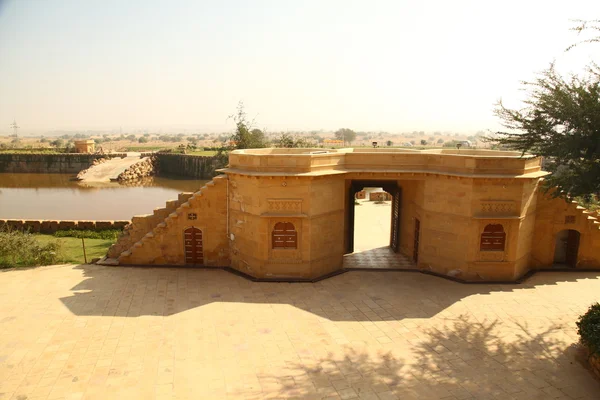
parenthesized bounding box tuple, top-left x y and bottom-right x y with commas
(0, 153, 128, 173)
(369, 192, 392, 201)
(156, 153, 220, 179)
(0, 219, 130, 234)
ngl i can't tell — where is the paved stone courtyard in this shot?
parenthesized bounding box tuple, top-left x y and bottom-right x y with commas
(1, 264, 599, 400)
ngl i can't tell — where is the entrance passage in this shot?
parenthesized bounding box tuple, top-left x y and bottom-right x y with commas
(553, 229, 580, 267)
(344, 180, 415, 270)
(184, 227, 204, 265)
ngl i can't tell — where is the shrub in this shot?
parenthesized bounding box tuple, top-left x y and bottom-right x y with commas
(54, 229, 120, 240)
(577, 303, 600, 356)
(0, 227, 62, 268)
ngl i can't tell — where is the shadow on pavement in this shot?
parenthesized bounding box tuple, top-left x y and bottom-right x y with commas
(60, 264, 600, 321)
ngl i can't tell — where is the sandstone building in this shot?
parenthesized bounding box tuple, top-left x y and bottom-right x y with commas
(103, 148, 600, 282)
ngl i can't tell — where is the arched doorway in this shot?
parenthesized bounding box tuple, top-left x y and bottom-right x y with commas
(553, 229, 580, 267)
(184, 227, 204, 265)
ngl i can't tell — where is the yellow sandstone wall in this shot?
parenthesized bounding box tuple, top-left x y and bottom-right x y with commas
(228, 174, 345, 279)
(531, 191, 600, 269)
(118, 176, 229, 266)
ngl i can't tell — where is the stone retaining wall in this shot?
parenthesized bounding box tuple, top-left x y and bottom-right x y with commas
(156, 153, 220, 179)
(0, 153, 128, 173)
(0, 219, 130, 234)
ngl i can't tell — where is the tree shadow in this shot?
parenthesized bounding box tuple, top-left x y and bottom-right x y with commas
(241, 314, 600, 399)
(59, 264, 600, 322)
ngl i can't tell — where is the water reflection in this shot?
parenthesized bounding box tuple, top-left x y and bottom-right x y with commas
(0, 173, 207, 220)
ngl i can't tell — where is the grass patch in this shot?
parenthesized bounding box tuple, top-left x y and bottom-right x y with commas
(186, 150, 218, 156)
(0, 149, 62, 154)
(124, 146, 168, 152)
(36, 235, 114, 264)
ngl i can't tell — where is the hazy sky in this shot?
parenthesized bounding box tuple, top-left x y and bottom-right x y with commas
(0, 0, 598, 134)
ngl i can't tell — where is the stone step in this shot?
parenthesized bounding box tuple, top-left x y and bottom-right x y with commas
(96, 256, 119, 266)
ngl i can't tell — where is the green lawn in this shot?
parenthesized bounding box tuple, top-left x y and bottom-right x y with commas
(186, 150, 218, 156)
(36, 235, 114, 264)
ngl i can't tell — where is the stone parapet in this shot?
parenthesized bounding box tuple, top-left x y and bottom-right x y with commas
(226, 148, 546, 178)
(0, 153, 128, 173)
(0, 219, 130, 233)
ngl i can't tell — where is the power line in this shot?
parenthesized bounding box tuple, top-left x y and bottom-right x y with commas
(10, 119, 20, 138)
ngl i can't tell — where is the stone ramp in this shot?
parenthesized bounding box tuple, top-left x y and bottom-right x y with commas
(77, 153, 145, 182)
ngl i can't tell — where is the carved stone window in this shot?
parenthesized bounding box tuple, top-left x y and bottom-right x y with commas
(565, 215, 576, 224)
(480, 224, 505, 251)
(272, 222, 297, 249)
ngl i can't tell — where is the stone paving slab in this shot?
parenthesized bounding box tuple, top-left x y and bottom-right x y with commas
(1, 265, 599, 399)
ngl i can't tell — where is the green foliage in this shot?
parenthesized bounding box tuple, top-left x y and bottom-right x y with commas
(53, 229, 121, 240)
(577, 303, 600, 356)
(0, 226, 62, 268)
(492, 64, 600, 197)
(420, 139, 428, 146)
(386, 140, 393, 146)
(334, 128, 356, 145)
(138, 137, 149, 143)
(574, 195, 600, 212)
(229, 102, 269, 149)
(567, 19, 600, 51)
(274, 132, 312, 148)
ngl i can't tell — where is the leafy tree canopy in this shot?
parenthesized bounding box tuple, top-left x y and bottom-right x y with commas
(492, 20, 600, 199)
(229, 102, 269, 149)
(274, 132, 312, 148)
(334, 128, 357, 146)
(493, 64, 600, 198)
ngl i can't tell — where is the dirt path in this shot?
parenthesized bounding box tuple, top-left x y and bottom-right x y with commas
(78, 152, 145, 182)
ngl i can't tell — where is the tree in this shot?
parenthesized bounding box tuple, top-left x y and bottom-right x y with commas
(229, 102, 268, 149)
(420, 139, 428, 146)
(274, 132, 312, 148)
(50, 139, 64, 148)
(437, 138, 444, 144)
(138, 137, 149, 143)
(334, 128, 356, 146)
(567, 19, 600, 51)
(386, 140, 393, 146)
(492, 64, 600, 198)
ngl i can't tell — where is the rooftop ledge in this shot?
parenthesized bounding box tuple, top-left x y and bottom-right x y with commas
(221, 147, 545, 178)
(231, 147, 535, 158)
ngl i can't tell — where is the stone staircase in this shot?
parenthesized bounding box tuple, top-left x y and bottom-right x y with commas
(569, 200, 600, 231)
(105, 192, 194, 259)
(100, 175, 227, 265)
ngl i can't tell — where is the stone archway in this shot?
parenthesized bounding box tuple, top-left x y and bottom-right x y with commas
(553, 229, 580, 267)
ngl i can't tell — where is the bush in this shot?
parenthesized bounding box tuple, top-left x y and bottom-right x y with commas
(577, 303, 600, 357)
(0, 227, 62, 268)
(53, 229, 121, 240)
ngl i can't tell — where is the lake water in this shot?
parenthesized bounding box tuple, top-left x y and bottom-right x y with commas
(0, 173, 207, 220)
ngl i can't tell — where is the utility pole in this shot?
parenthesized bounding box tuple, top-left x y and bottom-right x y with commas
(10, 119, 19, 138)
